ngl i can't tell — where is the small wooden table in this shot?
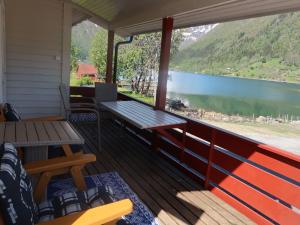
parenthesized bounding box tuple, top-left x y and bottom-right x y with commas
(101, 101, 187, 159)
(0, 121, 84, 162)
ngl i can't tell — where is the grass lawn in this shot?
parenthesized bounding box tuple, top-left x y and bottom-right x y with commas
(69, 75, 154, 105)
(70, 72, 78, 86)
(118, 87, 154, 105)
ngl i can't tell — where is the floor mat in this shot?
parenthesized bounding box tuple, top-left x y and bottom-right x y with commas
(47, 172, 160, 225)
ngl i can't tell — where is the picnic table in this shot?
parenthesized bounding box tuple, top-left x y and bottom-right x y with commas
(101, 101, 187, 158)
(0, 121, 84, 162)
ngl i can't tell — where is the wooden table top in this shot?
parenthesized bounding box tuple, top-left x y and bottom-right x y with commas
(0, 121, 84, 147)
(101, 101, 186, 129)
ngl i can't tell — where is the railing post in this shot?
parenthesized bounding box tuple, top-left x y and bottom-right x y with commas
(105, 30, 114, 83)
(155, 17, 173, 110)
(205, 129, 216, 189)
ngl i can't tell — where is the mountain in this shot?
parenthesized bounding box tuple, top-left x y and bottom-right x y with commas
(72, 20, 101, 62)
(180, 24, 218, 48)
(171, 12, 300, 83)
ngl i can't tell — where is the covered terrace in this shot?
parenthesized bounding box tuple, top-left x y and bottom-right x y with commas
(0, 0, 299, 225)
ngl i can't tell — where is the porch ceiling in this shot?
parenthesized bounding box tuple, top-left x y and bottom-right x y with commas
(70, 0, 300, 36)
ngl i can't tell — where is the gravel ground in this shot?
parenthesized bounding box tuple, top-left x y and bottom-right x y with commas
(246, 134, 300, 155)
(203, 120, 300, 156)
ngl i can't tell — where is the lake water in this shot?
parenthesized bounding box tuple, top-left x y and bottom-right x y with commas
(167, 71, 300, 117)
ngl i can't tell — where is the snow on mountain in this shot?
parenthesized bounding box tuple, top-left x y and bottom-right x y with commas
(180, 24, 218, 48)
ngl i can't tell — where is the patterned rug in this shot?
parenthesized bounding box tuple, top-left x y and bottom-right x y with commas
(47, 172, 160, 225)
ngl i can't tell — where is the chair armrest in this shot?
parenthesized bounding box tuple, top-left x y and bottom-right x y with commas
(37, 199, 133, 225)
(24, 116, 65, 121)
(24, 154, 96, 175)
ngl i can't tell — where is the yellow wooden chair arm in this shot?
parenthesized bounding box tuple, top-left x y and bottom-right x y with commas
(24, 116, 65, 121)
(24, 154, 96, 175)
(37, 199, 133, 225)
(24, 154, 96, 203)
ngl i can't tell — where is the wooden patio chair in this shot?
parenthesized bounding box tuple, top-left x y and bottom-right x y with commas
(0, 143, 133, 225)
(0, 103, 97, 193)
(59, 83, 101, 150)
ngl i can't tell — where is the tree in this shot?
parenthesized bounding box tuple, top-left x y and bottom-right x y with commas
(70, 42, 80, 72)
(118, 30, 183, 95)
(89, 29, 108, 79)
(88, 29, 183, 95)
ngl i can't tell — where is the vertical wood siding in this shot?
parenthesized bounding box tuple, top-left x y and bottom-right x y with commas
(0, 0, 5, 103)
(5, 0, 71, 118)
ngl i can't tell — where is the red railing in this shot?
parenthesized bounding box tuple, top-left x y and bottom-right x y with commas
(70, 86, 300, 225)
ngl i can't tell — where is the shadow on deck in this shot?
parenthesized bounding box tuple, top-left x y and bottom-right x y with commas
(74, 120, 255, 225)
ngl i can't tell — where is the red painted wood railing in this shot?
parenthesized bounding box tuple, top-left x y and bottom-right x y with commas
(70, 86, 300, 225)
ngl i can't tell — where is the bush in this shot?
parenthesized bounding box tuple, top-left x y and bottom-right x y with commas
(79, 77, 94, 86)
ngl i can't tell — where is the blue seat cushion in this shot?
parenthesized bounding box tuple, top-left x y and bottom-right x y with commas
(36, 186, 114, 223)
(0, 143, 36, 225)
(3, 103, 21, 121)
(48, 145, 82, 159)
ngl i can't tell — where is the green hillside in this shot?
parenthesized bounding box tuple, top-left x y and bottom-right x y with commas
(72, 21, 101, 62)
(171, 12, 300, 83)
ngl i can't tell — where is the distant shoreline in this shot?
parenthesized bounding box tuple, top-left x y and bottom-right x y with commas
(169, 69, 300, 85)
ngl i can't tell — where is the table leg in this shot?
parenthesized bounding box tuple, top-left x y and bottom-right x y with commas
(62, 144, 74, 157)
(61, 145, 87, 191)
(70, 165, 86, 191)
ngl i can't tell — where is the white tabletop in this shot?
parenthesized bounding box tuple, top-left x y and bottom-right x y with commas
(101, 101, 186, 129)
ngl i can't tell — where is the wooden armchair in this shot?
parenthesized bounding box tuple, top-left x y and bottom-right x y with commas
(25, 153, 97, 203)
(0, 103, 96, 194)
(0, 199, 132, 225)
(36, 199, 133, 225)
(0, 143, 133, 225)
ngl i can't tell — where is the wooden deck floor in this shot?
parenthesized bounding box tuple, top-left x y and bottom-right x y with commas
(75, 120, 255, 225)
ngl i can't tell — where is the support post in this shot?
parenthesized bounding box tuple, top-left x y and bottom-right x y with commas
(105, 30, 114, 83)
(155, 17, 173, 110)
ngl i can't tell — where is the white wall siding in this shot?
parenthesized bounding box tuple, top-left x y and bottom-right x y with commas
(5, 0, 72, 118)
(0, 0, 5, 103)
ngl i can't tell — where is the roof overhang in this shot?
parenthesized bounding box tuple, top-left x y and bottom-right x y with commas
(69, 0, 300, 36)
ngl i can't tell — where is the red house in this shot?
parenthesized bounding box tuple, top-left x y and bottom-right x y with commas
(76, 63, 98, 81)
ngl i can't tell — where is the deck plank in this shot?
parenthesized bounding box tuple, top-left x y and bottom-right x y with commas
(4, 122, 16, 143)
(16, 122, 27, 143)
(74, 121, 255, 225)
(77, 124, 186, 225)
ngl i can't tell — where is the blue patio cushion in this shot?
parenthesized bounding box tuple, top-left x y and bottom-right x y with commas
(0, 144, 130, 225)
(0, 143, 36, 225)
(3, 103, 21, 121)
(36, 186, 114, 223)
